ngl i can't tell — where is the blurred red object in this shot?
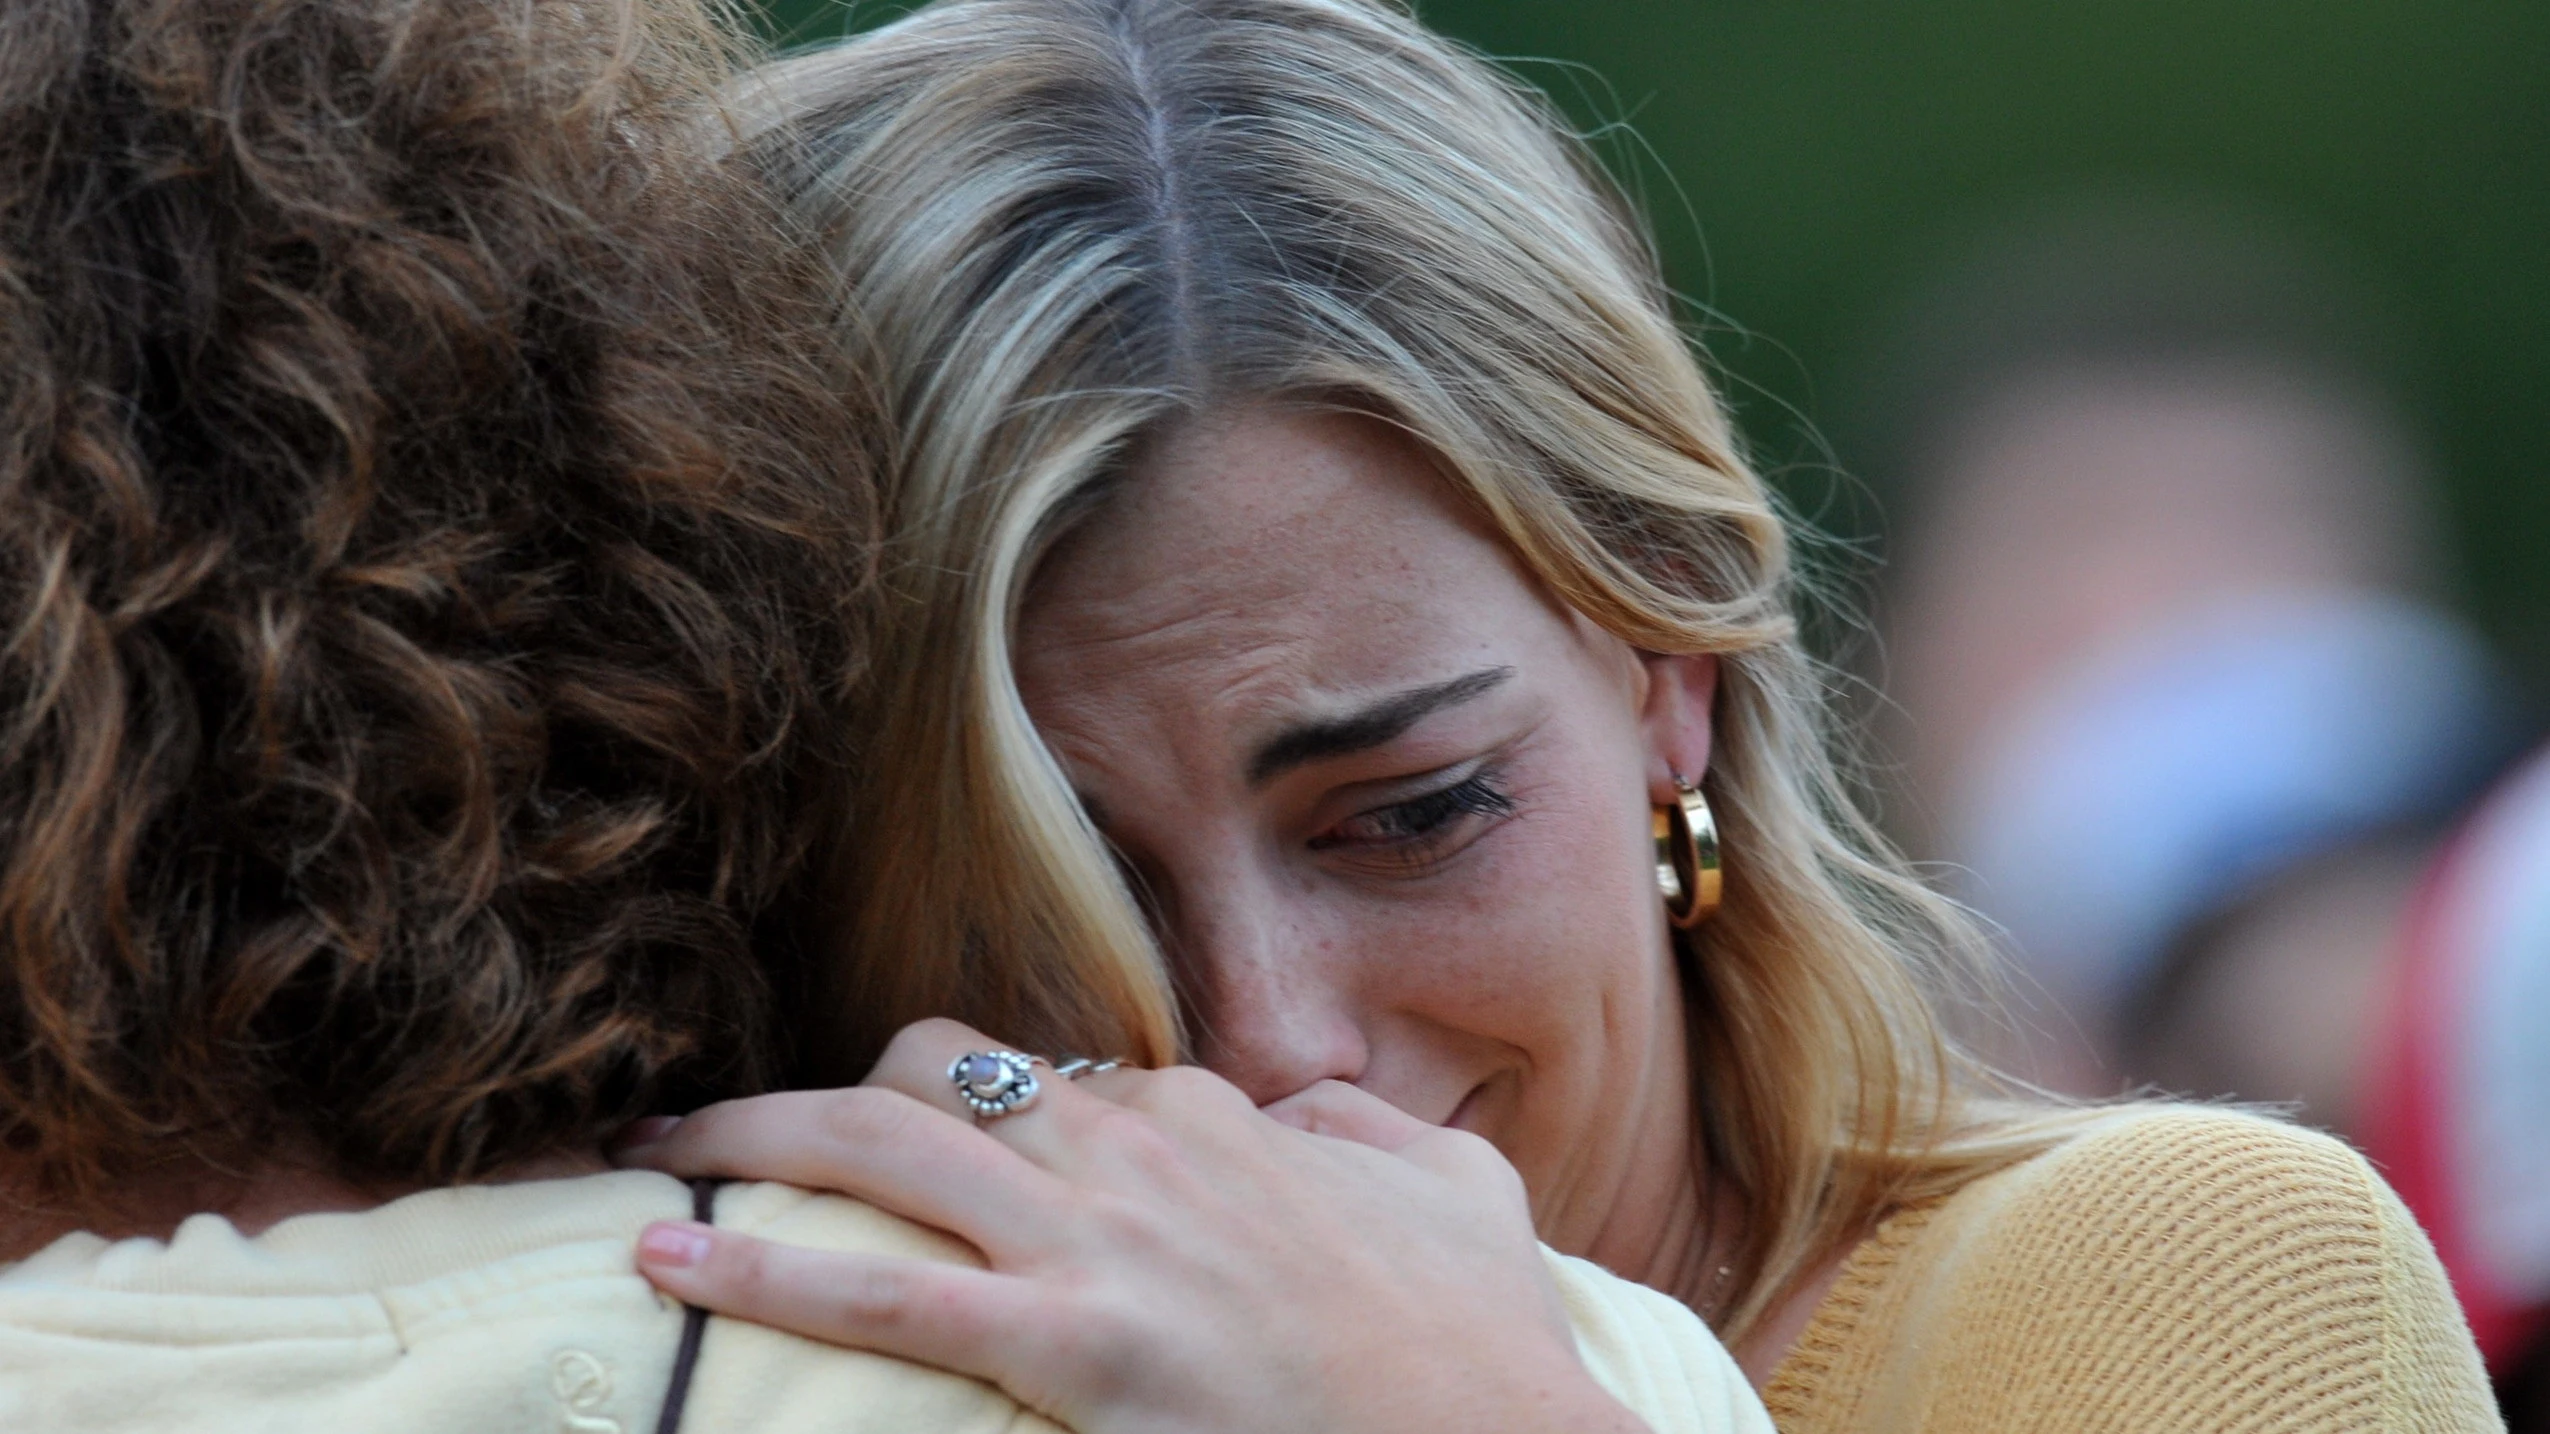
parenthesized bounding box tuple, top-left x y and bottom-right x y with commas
(2363, 743, 2550, 1374)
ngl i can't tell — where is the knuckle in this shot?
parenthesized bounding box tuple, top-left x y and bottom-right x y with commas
(814, 1086, 923, 1149)
(1032, 1301, 1146, 1398)
(1122, 1063, 1245, 1119)
(647, 1092, 806, 1165)
(1080, 1189, 1179, 1261)
(1144, 1064, 1229, 1101)
(880, 1017, 972, 1068)
(1086, 1105, 1186, 1177)
(827, 1260, 920, 1332)
(710, 1235, 777, 1303)
(1286, 1079, 1376, 1135)
(1429, 1124, 1503, 1163)
(907, 1015, 980, 1045)
(1080, 1100, 1154, 1145)
(654, 1095, 743, 1147)
(1427, 1128, 1531, 1199)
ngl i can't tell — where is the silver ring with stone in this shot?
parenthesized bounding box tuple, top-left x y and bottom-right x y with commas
(1049, 1057, 1122, 1081)
(949, 1050, 1042, 1120)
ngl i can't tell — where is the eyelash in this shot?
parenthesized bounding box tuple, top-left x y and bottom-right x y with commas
(1310, 768, 1516, 863)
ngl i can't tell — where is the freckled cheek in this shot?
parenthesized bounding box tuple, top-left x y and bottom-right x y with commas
(1347, 798, 1657, 1053)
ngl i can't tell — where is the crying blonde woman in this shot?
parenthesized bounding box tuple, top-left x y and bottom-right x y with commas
(616, 1, 2502, 1430)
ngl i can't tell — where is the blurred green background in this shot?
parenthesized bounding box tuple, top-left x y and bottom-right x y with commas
(759, 0, 2549, 685)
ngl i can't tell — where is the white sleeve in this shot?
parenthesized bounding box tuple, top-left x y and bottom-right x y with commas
(1543, 1247, 1776, 1434)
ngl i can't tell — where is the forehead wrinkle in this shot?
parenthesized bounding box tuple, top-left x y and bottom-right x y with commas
(1030, 633, 1329, 848)
(1024, 541, 1346, 704)
(1034, 589, 1297, 665)
(1023, 585, 1318, 743)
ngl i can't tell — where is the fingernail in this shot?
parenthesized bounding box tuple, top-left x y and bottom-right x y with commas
(638, 1221, 713, 1269)
(610, 1115, 683, 1155)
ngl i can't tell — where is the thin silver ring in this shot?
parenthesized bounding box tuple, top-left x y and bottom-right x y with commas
(949, 1050, 1041, 1120)
(1049, 1057, 1123, 1081)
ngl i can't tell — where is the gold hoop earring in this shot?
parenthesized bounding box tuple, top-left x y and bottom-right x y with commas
(1653, 775, 1722, 929)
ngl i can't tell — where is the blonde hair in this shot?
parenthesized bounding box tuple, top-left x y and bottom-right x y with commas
(753, 0, 2085, 1335)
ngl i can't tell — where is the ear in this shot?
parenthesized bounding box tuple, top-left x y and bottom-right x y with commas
(1637, 652, 1719, 805)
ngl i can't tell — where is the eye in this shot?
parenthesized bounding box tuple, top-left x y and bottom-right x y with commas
(1309, 765, 1515, 873)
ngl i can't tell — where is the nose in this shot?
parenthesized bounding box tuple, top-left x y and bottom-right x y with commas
(1171, 880, 1370, 1105)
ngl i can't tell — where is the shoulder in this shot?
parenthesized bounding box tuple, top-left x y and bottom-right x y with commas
(694, 1182, 1063, 1434)
(712, 1180, 989, 1266)
(1823, 1107, 2498, 1432)
(1945, 1107, 2424, 1336)
(1973, 1103, 2390, 1252)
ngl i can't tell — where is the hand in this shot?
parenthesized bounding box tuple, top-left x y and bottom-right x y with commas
(614, 1018, 1646, 1434)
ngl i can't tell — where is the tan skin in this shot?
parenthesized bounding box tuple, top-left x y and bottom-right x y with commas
(620, 409, 1849, 1426)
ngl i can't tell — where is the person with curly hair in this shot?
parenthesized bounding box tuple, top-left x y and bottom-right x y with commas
(0, 0, 1037, 1427)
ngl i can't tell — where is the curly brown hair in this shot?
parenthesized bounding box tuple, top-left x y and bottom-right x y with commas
(0, 0, 873, 1203)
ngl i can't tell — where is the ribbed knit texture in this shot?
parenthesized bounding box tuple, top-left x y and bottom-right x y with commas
(1761, 1108, 2500, 1433)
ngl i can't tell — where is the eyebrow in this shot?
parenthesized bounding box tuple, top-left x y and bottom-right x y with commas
(1245, 666, 1514, 786)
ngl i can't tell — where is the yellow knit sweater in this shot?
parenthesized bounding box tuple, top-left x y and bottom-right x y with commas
(1761, 1108, 2500, 1433)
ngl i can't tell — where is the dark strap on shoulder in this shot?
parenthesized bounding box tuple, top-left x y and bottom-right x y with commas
(652, 1179, 721, 1434)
